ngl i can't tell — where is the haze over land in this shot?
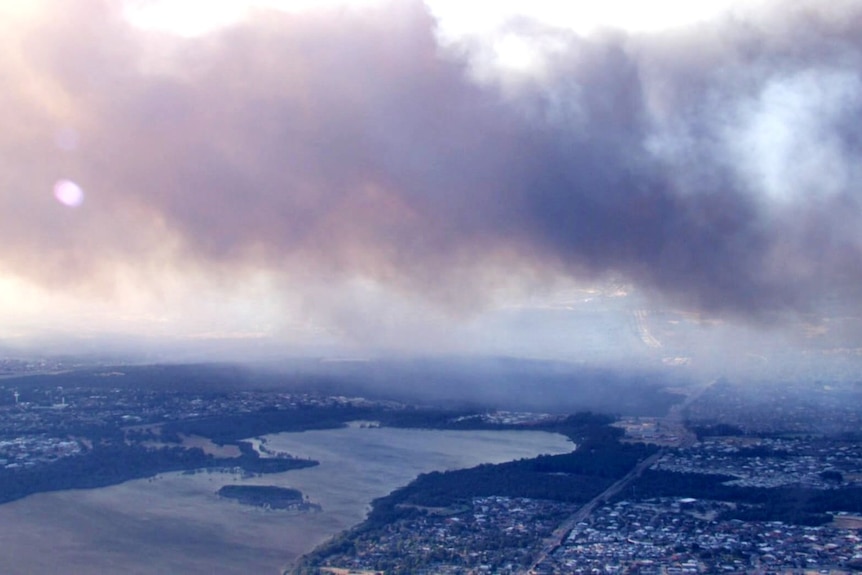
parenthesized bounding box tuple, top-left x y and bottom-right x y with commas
(1, 0, 862, 377)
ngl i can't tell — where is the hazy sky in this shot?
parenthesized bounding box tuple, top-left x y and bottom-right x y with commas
(1, 0, 861, 369)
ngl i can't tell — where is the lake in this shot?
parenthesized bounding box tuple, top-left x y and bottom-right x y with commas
(0, 426, 573, 574)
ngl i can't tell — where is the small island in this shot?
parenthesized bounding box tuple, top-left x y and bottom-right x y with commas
(218, 485, 321, 512)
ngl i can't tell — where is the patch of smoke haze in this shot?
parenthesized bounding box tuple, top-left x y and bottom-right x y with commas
(1, 0, 861, 337)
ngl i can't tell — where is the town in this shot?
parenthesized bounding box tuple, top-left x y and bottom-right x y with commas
(299, 433, 862, 575)
(294, 379, 862, 574)
(2, 362, 862, 574)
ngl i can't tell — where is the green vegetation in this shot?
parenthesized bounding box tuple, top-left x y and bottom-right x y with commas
(0, 443, 317, 505)
(365, 440, 654, 527)
(623, 469, 862, 526)
(218, 485, 319, 510)
(0, 444, 212, 504)
(295, 415, 654, 573)
(160, 405, 366, 445)
(160, 405, 477, 445)
(161, 405, 617, 446)
(691, 423, 746, 439)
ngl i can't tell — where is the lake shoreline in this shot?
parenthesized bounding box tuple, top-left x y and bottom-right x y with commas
(0, 427, 574, 574)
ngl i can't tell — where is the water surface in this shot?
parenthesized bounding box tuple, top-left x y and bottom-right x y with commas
(0, 427, 572, 574)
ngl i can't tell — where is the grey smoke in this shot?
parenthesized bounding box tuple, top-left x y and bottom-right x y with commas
(1, 0, 861, 326)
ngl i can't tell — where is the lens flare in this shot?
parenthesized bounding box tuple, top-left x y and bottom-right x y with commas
(53, 179, 84, 207)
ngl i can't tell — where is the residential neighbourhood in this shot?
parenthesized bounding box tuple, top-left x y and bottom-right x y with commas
(3, 363, 862, 574)
(540, 498, 862, 574)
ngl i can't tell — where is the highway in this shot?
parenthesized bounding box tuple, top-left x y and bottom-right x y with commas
(525, 449, 664, 574)
(524, 379, 718, 573)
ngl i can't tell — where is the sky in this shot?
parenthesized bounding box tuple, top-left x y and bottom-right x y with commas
(1, 0, 862, 373)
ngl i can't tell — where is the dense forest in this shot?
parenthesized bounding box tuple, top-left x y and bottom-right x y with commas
(365, 440, 655, 527)
(623, 469, 862, 526)
(218, 485, 320, 510)
(0, 443, 316, 505)
(160, 405, 617, 446)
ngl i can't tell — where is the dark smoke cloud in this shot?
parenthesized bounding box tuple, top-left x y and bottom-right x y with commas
(2, 0, 862, 324)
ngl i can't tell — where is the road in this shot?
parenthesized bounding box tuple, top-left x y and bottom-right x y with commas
(524, 379, 718, 573)
(525, 449, 664, 574)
